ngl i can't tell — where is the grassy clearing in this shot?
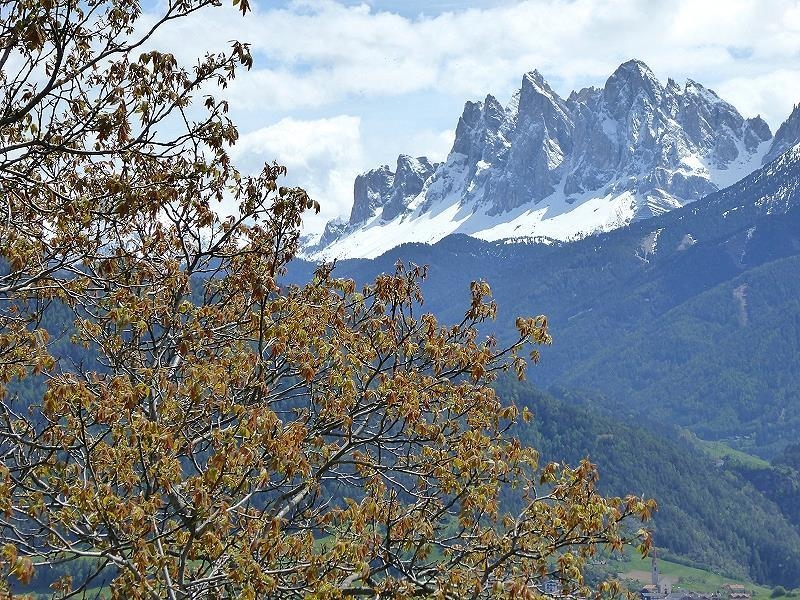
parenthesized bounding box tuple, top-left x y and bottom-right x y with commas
(680, 430, 771, 470)
(699, 440, 771, 470)
(615, 554, 773, 600)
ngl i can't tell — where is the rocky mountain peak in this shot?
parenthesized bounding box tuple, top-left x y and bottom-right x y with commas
(348, 165, 393, 225)
(519, 70, 569, 119)
(616, 57, 657, 77)
(452, 100, 485, 156)
(304, 60, 791, 261)
(318, 155, 438, 251)
(381, 155, 437, 221)
(603, 59, 663, 112)
(763, 103, 800, 165)
(666, 77, 681, 92)
(567, 86, 599, 105)
(521, 69, 551, 95)
(482, 94, 505, 130)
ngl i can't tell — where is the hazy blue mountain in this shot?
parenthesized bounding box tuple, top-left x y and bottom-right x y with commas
(287, 141, 800, 456)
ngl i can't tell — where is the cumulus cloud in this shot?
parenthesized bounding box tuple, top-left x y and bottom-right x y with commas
(404, 129, 456, 164)
(231, 115, 365, 233)
(142, 0, 800, 226)
(150, 0, 800, 121)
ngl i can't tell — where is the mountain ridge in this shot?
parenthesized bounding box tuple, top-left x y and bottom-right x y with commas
(286, 140, 800, 454)
(303, 59, 796, 260)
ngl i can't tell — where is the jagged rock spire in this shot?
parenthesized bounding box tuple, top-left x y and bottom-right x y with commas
(304, 60, 789, 260)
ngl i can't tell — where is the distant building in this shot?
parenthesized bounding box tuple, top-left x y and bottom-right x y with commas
(722, 584, 751, 600)
(641, 584, 662, 600)
(534, 579, 580, 599)
(639, 556, 746, 600)
(640, 549, 673, 600)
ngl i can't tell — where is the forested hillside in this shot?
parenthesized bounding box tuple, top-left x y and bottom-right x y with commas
(281, 146, 800, 585)
(290, 147, 800, 458)
(496, 379, 800, 587)
(560, 253, 800, 455)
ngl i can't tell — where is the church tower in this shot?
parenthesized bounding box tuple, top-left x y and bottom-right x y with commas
(651, 548, 659, 587)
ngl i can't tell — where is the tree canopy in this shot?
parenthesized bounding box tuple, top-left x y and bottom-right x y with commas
(0, 1, 653, 598)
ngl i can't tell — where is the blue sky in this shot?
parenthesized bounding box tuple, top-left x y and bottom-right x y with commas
(336, 1, 515, 17)
(147, 0, 800, 233)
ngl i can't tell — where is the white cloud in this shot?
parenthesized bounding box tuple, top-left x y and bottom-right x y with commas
(716, 70, 800, 130)
(141, 0, 800, 226)
(231, 115, 365, 233)
(151, 0, 800, 121)
(404, 129, 455, 163)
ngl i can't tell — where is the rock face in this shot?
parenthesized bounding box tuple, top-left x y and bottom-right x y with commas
(349, 156, 438, 225)
(315, 156, 437, 250)
(305, 60, 799, 260)
(763, 103, 800, 165)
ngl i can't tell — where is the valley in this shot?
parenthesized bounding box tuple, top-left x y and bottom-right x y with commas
(3, 1, 798, 593)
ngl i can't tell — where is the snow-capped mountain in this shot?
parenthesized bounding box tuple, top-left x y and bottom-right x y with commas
(304, 59, 796, 260)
